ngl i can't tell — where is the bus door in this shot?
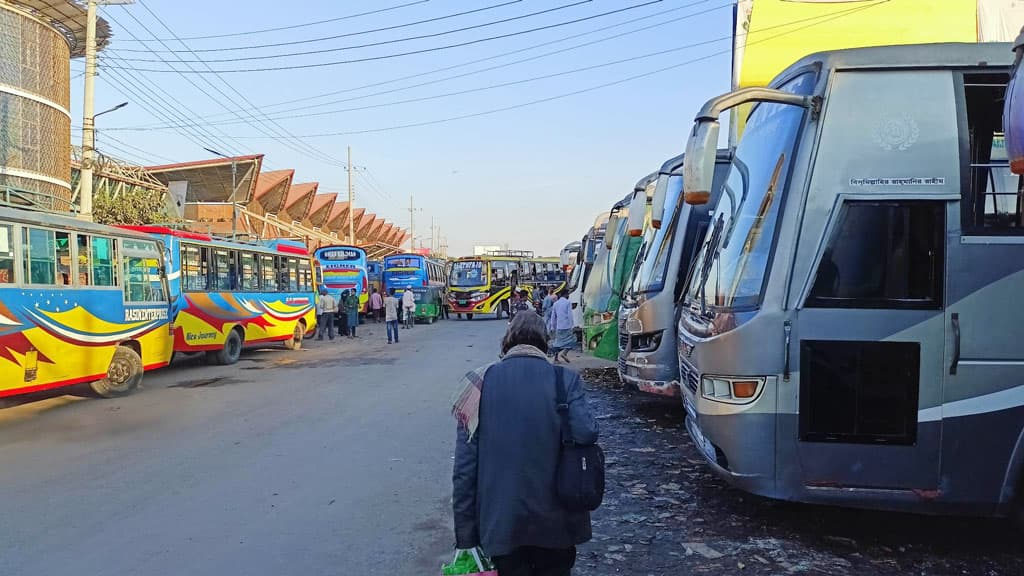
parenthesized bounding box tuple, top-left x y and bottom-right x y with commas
(940, 82, 1024, 501)
(794, 199, 945, 492)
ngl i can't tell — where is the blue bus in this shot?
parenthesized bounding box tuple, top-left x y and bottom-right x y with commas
(383, 253, 446, 323)
(0, 207, 173, 398)
(123, 226, 318, 365)
(313, 245, 369, 313)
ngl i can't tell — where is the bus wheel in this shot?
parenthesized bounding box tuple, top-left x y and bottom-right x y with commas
(457, 313, 462, 319)
(284, 321, 305, 350)
(495, 304, 503, 320)
(213, 329, 243, 365)
(467, 313, 474, 320)
(91, 345, 144, 398)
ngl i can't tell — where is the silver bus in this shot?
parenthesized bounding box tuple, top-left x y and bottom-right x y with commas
(569, 213, 608, 335)
(617, 151, 730, 396)
(677, 42, 1024, 517)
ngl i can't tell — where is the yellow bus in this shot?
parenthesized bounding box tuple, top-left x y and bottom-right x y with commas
(446, 251, 565, 320)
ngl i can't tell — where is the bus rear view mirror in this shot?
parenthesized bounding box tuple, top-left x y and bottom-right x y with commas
(605, 215, 619, 249)
(626, 189, 646, 237)
(684, 120, 719, 205)
(650, 173, 669, 229)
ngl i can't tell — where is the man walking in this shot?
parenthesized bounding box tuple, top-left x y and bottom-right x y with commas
(316, 288, 337, 341)
(385, 288, 400, 344)
(401, 288, 416, 329)
(369, 287, 384, 323)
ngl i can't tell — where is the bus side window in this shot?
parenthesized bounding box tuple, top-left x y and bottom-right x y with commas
(91, 237, 117, 287)
(287, 258, 300, 292)
(241, 252, 257, 291)
(299, 259, 312, 292)
(261, 254, 276, 292)
(212, 249, 232, 291)
(77, 234, 91, 286)
(963, 73, 1023, 233)
(22, 227, 56, 285)
(122, 239, 166, 302)
(277, 256, 289, 292)
(55, 232, 71, 285)
(0, 224, 13, 284)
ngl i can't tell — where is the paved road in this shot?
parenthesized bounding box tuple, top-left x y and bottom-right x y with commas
(0, 317, 508, 576)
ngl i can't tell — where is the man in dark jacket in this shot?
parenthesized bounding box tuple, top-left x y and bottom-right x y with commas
(452, 312, 598, 575)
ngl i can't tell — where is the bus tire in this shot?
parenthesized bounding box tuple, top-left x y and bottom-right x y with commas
(467, 313, 474, 320)
(213, 328, 244, 366)
(284, 321, 305, 350)
(91, 345, 144, 398)
(457, 313, 462, 319)
(495, 303, 503, 320)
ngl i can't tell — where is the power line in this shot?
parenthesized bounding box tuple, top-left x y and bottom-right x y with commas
(115, 0, 430, 43)
(221, 0, 891, 139)
(119, 0, 727, 129)
(112, 3, 733, 131)
(101, 0, 666, 73)
(117, 0, 525, 54)
(106, 3, 347, 170)
(100, 132, 178, 164)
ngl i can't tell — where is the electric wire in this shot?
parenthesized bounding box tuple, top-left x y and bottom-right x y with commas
(221, 0, 891, 139)
(100, 0, 666, 73)
(111, 3, 735, 131)
(119, 0, 727, 129)
(115, 0, 431, 43)
(117, 0, 528, 53)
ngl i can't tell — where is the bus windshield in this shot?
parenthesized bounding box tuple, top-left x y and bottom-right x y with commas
(630, 175, 683, 295)
(385, 256, 422, 269)
(583, 215, 626, 312)
(685, 72, 813, 312)
(449, 261, 484, 287)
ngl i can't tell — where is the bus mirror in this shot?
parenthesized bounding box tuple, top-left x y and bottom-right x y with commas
(626, 190, 646, 237)
(650, 173, 669, 229)
(683, 120, 719, 205)
(605, 215, 618, 249)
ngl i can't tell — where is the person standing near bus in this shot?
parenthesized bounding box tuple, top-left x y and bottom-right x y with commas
(402, 289, 416, 329)
(385, 288, 400, 344)
(548, 289, 574, 364)
(370, 287, 384, 323)
(338, 290, 351, 337)
(345, 289, 360, 338)
(317, 288, 337, 341)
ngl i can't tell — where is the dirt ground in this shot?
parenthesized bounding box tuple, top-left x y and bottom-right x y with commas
(575, 367, 1024, 576)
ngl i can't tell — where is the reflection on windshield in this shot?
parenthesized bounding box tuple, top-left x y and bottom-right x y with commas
(449, 261, 484, 287)
(684, 72, 814, 312)
(583, 214, 627, 311)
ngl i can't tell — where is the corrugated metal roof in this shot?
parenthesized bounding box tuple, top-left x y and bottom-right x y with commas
(4, 0, 111, 57)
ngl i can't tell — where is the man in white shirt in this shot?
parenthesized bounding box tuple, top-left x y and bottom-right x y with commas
(384, 288, 400, 344)
(317, 289, 337, 341)
(401, 289, 416, 329)
(547, 289, 575, 363)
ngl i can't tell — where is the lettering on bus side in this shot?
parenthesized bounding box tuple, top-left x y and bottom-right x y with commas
(286, 297, 310, 305)
(124, 308, 169, 322)
(186, 331, 218, 342)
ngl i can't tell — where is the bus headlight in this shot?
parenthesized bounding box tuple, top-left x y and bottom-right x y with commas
(700, 375, 765, 404)
(631, 330, 663, 353)
(471, 292, 489, 300)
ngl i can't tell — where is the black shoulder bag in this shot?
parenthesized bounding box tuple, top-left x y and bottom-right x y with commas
(554, 366, 605, 512)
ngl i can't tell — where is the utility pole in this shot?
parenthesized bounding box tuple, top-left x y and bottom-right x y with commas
(408, 196, 415, 252)
(79, 0, 98, 220)
(347, 145, 354, 244)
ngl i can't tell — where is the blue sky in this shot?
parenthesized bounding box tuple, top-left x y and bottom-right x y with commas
(71, 0, 735, 257)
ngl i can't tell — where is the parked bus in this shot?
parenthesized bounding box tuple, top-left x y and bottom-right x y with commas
(313, 245, 369, 313)
(570, 213, 608, 336)
(366, 259, 383, 297)
(383, 253, 446, 323)
(677, 43, 1023, 517)
(583, 173, 657, 360)
(0, 207, 172, 398)
(447, 251, 555, 319)
(126, 227, 317, 365)
(617, 151, 730, 396)
(560, 241, 581, 274)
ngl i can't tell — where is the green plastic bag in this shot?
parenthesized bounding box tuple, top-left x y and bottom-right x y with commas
(441, 548, 496, 575)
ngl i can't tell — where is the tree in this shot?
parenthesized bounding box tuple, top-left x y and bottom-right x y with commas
(92, 187, 170, 226)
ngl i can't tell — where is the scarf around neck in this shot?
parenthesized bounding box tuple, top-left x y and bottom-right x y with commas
(451, 345, 549, 440)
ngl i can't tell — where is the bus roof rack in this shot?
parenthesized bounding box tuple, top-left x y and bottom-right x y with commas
(485, 249, 534, 258)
